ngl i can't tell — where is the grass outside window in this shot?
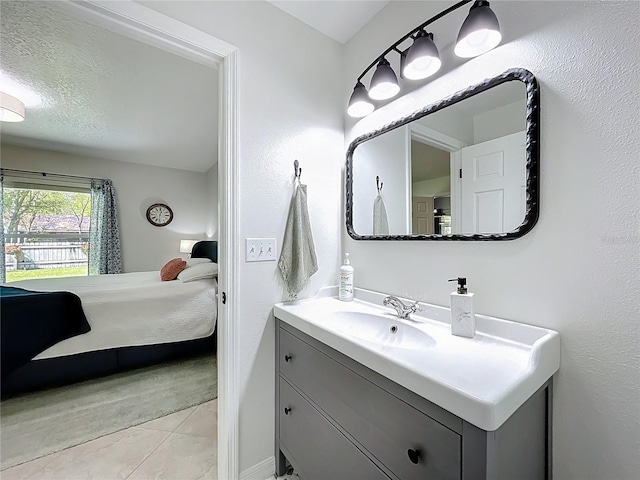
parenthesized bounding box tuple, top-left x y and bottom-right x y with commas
(6, 266, 88, 282)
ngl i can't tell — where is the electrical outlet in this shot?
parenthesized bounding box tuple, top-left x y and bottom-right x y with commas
(246, 238, 277, 262)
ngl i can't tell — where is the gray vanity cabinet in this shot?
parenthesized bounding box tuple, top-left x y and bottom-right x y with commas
(279, 378, 391, 480)
(275, 320, 551, 480)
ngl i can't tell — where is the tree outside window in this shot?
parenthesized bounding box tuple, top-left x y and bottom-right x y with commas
(2, 186, 91, 281)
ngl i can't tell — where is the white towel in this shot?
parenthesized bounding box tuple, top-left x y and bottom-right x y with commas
(278, 182, 318, 299)
(373, 194, 389, 235)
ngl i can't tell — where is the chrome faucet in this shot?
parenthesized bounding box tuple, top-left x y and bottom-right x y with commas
(383, 295, 420, 319)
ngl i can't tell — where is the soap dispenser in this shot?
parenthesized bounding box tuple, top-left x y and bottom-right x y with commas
(338, 253, 354, 301)
(448, 277, 475, 338)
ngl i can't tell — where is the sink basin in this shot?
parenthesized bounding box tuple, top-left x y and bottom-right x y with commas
(273, 286, 560, 431)
(324, 311, 436, 350)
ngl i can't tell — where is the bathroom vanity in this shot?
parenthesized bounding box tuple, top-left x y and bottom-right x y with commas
(274, 287, 559, 480)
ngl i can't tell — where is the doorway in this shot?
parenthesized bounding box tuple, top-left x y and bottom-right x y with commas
(3, 1, 239, 478)
(410, 141, 451, 235)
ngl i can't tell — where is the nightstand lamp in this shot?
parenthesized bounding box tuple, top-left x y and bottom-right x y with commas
(179, 239, 198, 257)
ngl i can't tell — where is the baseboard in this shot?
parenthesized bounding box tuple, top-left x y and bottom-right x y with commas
(239, 456, 275, 480)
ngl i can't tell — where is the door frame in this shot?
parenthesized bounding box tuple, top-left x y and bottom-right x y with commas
(60, 2, 239, 478)
(409, 123, 466, 234)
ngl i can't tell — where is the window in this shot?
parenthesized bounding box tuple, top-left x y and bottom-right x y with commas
(2, 183, 91, 282)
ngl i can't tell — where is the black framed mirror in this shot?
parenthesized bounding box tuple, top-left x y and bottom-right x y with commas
(346, 68, 539, 241)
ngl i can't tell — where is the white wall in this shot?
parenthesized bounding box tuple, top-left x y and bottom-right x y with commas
(473, 100, 524, 144)
(353, 126, 410, 235)
(413, 176, 450, 197)
(418, 106, 473, 145)
(344, 2, 639, 479)
(140, 1, 344, 473)
(0, 144, 213, 272)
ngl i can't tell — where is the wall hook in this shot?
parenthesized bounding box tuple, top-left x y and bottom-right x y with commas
(376, 175, 383, 194)
(294, 159, 302, 180)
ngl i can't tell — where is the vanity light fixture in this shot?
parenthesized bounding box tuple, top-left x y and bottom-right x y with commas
(347, 82, 375, 118)
(454, 0, 502, 58)
(347, 0, 502, 118)
(402, 30, 441, 80)
(0, 91, 25, 122)
(368, 58, 400, 100)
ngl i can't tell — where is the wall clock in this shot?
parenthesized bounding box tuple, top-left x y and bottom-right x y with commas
(146, 203, 173, 227)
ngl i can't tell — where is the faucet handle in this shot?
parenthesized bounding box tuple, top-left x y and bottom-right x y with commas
(409, 300, 421, 313)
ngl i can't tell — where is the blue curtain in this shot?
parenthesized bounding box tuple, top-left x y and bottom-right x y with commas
(89, 179, 122, 275)
(0, 177, 5, 283)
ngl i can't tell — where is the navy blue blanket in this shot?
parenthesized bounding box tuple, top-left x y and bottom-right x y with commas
(1, 286, 91, 381)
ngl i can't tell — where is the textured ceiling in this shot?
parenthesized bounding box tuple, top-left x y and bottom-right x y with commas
(0, 0, 218, 172)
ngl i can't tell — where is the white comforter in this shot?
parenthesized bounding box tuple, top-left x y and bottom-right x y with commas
(9, 271, 217, 359)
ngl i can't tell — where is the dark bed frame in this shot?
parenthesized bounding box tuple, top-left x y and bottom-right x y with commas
(1, 241, 218, 399)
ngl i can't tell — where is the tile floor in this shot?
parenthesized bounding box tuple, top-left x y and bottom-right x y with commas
(1, 400, 217, 480)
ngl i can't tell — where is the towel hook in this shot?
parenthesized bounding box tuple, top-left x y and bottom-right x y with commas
(376, 175, 383, 194)
(294, 160, 302, 180)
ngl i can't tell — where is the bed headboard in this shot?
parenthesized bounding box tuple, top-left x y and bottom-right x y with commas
(191, 241, 218, 263)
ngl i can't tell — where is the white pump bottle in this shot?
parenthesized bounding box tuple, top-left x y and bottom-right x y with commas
(448, 277, 475, 338)
(338, 253, 354, 301)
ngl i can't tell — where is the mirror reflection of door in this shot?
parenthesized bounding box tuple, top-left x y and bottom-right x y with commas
(412, 196, 434, 234)
(460, 131, 526, 233)
(410, 141, 451, 235)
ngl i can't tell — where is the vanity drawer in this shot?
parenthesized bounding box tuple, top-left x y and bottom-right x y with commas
(279, 327, 461, 480)
(279, 377, 391, 480)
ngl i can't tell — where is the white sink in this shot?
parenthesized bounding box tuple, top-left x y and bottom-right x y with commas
(324, 311, 436, 350)
(273, 286, 560, 431)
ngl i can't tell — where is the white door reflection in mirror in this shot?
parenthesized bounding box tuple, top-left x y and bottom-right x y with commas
(460, 131, 526, 233)
(411, 197, 434, 234)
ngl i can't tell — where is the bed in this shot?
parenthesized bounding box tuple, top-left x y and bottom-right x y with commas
(1, 240, 218, 398)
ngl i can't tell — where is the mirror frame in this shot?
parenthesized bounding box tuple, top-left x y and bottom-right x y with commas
(346, 68, 540, 241)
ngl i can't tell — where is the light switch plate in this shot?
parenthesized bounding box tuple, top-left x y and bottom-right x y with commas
(246, 238, 277, 262)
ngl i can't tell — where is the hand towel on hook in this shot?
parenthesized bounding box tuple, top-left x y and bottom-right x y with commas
(373, 194, 389, 235)
(278, 180, 318, 299)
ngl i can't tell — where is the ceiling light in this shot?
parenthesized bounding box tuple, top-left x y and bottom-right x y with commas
(0, 92, 25, 122)
(0, 71, 44, 108)
(347, 0, 503, 118)
(402, 30, 441, 80)
(454, 0, 502, 58)
(369, 58, 400, 101)
(347, 82, 375, 118)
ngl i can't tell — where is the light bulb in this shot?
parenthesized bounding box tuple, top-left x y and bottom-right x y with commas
(403, 31, 441, 80)
(369, 58, 400, 101)
(347, 82, 375, 118)
(455, 0, 501, 58)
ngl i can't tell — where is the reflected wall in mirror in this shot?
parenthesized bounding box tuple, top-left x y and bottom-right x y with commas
(346, 69, 539, 241)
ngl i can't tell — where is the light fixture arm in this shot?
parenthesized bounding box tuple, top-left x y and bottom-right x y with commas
(355, 0, 472, 83)
(348, 0, 501, 118)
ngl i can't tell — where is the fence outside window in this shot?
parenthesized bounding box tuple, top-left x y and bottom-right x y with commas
(4, 232, 89, 271)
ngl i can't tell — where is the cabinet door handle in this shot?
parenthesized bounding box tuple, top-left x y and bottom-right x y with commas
(284, 355, 292, 362)
(284, 407, 292, 415)
(407, 449, 421, 464)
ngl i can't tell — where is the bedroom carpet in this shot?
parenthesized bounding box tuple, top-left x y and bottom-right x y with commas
(0, 352, 217, 471)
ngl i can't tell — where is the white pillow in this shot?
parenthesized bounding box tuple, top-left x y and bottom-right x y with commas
(186, 257, 213, 268)
(178, 262, 218, 282)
